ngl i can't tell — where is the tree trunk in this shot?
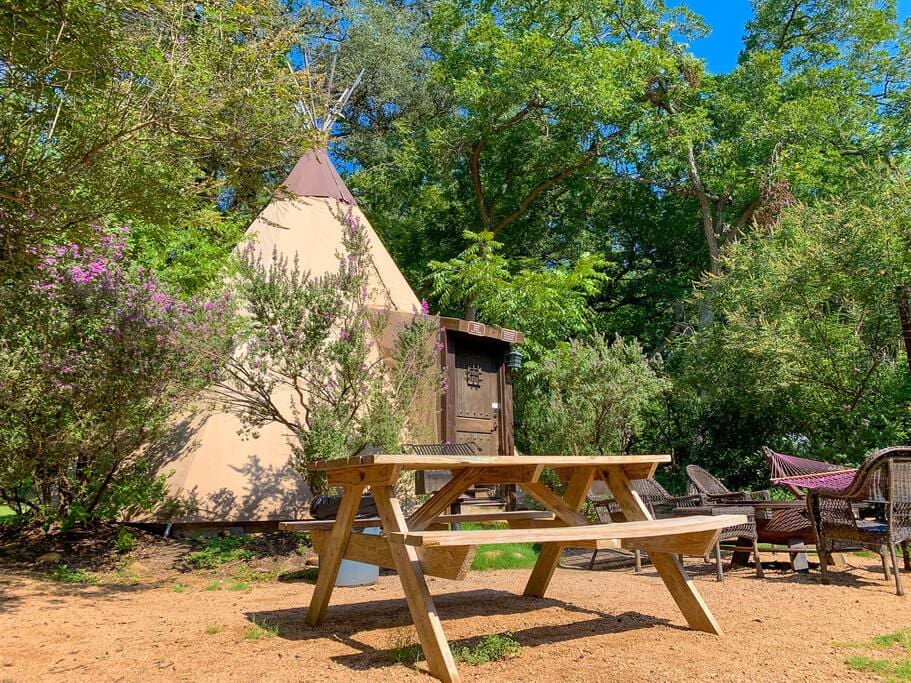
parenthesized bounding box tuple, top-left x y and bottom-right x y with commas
(897, 285, 911, 374)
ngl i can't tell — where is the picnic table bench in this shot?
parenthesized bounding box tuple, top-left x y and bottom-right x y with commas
(279, 454, 745, 683)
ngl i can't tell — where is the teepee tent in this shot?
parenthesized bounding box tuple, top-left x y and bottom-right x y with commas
(142, 148, 430, 524)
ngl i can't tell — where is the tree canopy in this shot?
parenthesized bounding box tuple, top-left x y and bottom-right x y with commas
(2, 0, 911, 508)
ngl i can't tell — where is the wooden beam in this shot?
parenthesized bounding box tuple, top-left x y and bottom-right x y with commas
(373, 486, 461, 683)
(279, 509, 556, 533)
(326, 464, 402, 487)
(523, 467, 596, 598)
(310, 530, 476, 581)
(407, 468, 484, 531)
(305, 484, 365, 626)
(520, 481, 591, 527)
(605, 466, 723, 635)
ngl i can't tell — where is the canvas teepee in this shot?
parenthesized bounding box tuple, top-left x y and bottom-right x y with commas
(143, 148, 428, 524)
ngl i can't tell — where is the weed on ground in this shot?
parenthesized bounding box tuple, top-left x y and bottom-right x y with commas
(839, 628, 911, 681)
(48, 564, 97, 584)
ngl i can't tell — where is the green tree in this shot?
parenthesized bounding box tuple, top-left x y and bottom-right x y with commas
(0, 0, 320, 290)
(668, 188, 911, 482)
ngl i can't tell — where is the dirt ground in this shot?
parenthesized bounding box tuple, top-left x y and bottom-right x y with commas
(1, 535, 909, 683)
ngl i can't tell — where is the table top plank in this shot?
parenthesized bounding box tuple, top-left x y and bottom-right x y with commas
(311, 453, 671, 471)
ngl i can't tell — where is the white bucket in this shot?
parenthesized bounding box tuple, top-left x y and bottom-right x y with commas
(335, 527, 381, 587)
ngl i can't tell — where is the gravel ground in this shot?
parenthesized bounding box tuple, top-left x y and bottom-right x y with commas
(0, 550, 907, 683)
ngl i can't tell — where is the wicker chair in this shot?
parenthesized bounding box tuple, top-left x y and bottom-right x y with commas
(806, 446, 911, 595)
(587, 479, 702, 572)
(686, 464, 771, 503)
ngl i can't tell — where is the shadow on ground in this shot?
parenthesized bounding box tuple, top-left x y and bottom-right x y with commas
(245, 588, 681, 674)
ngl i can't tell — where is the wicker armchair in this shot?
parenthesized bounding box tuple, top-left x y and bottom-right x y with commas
(806, 447, 911, 595)
(587, 479, 701, 571)
(686, 464, 771, 503)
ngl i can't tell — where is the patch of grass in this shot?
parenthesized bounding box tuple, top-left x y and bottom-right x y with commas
(845, 655, 911, 681)
(871, 631, 911, 650)
(227, 581, 251, 592)
(852, 549, 877, 558)
(840, 628, 911, 681)
(231, 565, 275, 583)
(172, 583, 186, 593)
(454, 633, 521, 665)
(204, 580, 223, 591)
(461, 522, 540, 571)
(186, 535, 255, 569)
(0, 505, 15, 524)
(471, 544, 539, 570)
(205, 624, 223, 635)
(113, 528, 137, 554)
(386, 629, 423, 666)
(244, 617, 280, 641)
(277, 567, 319, 583)
(48, 564, 98, 585)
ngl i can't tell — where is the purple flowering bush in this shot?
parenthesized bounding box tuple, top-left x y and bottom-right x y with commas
(0, 229, 232, 528)
(211, 207, 439, 494)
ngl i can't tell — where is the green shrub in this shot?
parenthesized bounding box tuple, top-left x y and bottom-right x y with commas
(0, 233, 232, 529)
(186, 536, 254, 569)
(520, 335, 664, 455)
(205, 624, 223, 635)
(114, 528, 137, 554)
(213, 213, 439, 494)
(172, 583, 186, 593)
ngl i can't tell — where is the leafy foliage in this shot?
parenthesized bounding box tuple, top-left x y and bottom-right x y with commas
(520, 335, 665, 456)
(667, 190, 911, 478)
(0, 230, 232, 527)
(429, 230, 606, 356)
(48, 564, 98, 584)
(0, 0, 319, 290)
(212, 207, 440, 493)
(185, 535, 255, 569)
(113, 529, 138, 554)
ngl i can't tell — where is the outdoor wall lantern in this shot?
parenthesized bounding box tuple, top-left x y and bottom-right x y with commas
(505, 349, 523, 370)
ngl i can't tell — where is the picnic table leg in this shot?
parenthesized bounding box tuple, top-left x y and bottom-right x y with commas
(305, 483, 366, 627)
(605, 467, 723, 636)
(373, 486, 461, 683)
(523, 467, 596, 598)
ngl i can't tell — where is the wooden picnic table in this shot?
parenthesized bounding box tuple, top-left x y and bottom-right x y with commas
(280, 454, 745, 683)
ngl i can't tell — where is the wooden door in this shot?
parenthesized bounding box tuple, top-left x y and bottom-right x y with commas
(451, 336, 503, 455)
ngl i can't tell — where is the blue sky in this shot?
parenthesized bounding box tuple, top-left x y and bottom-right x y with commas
(678, 0, 911, 73)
